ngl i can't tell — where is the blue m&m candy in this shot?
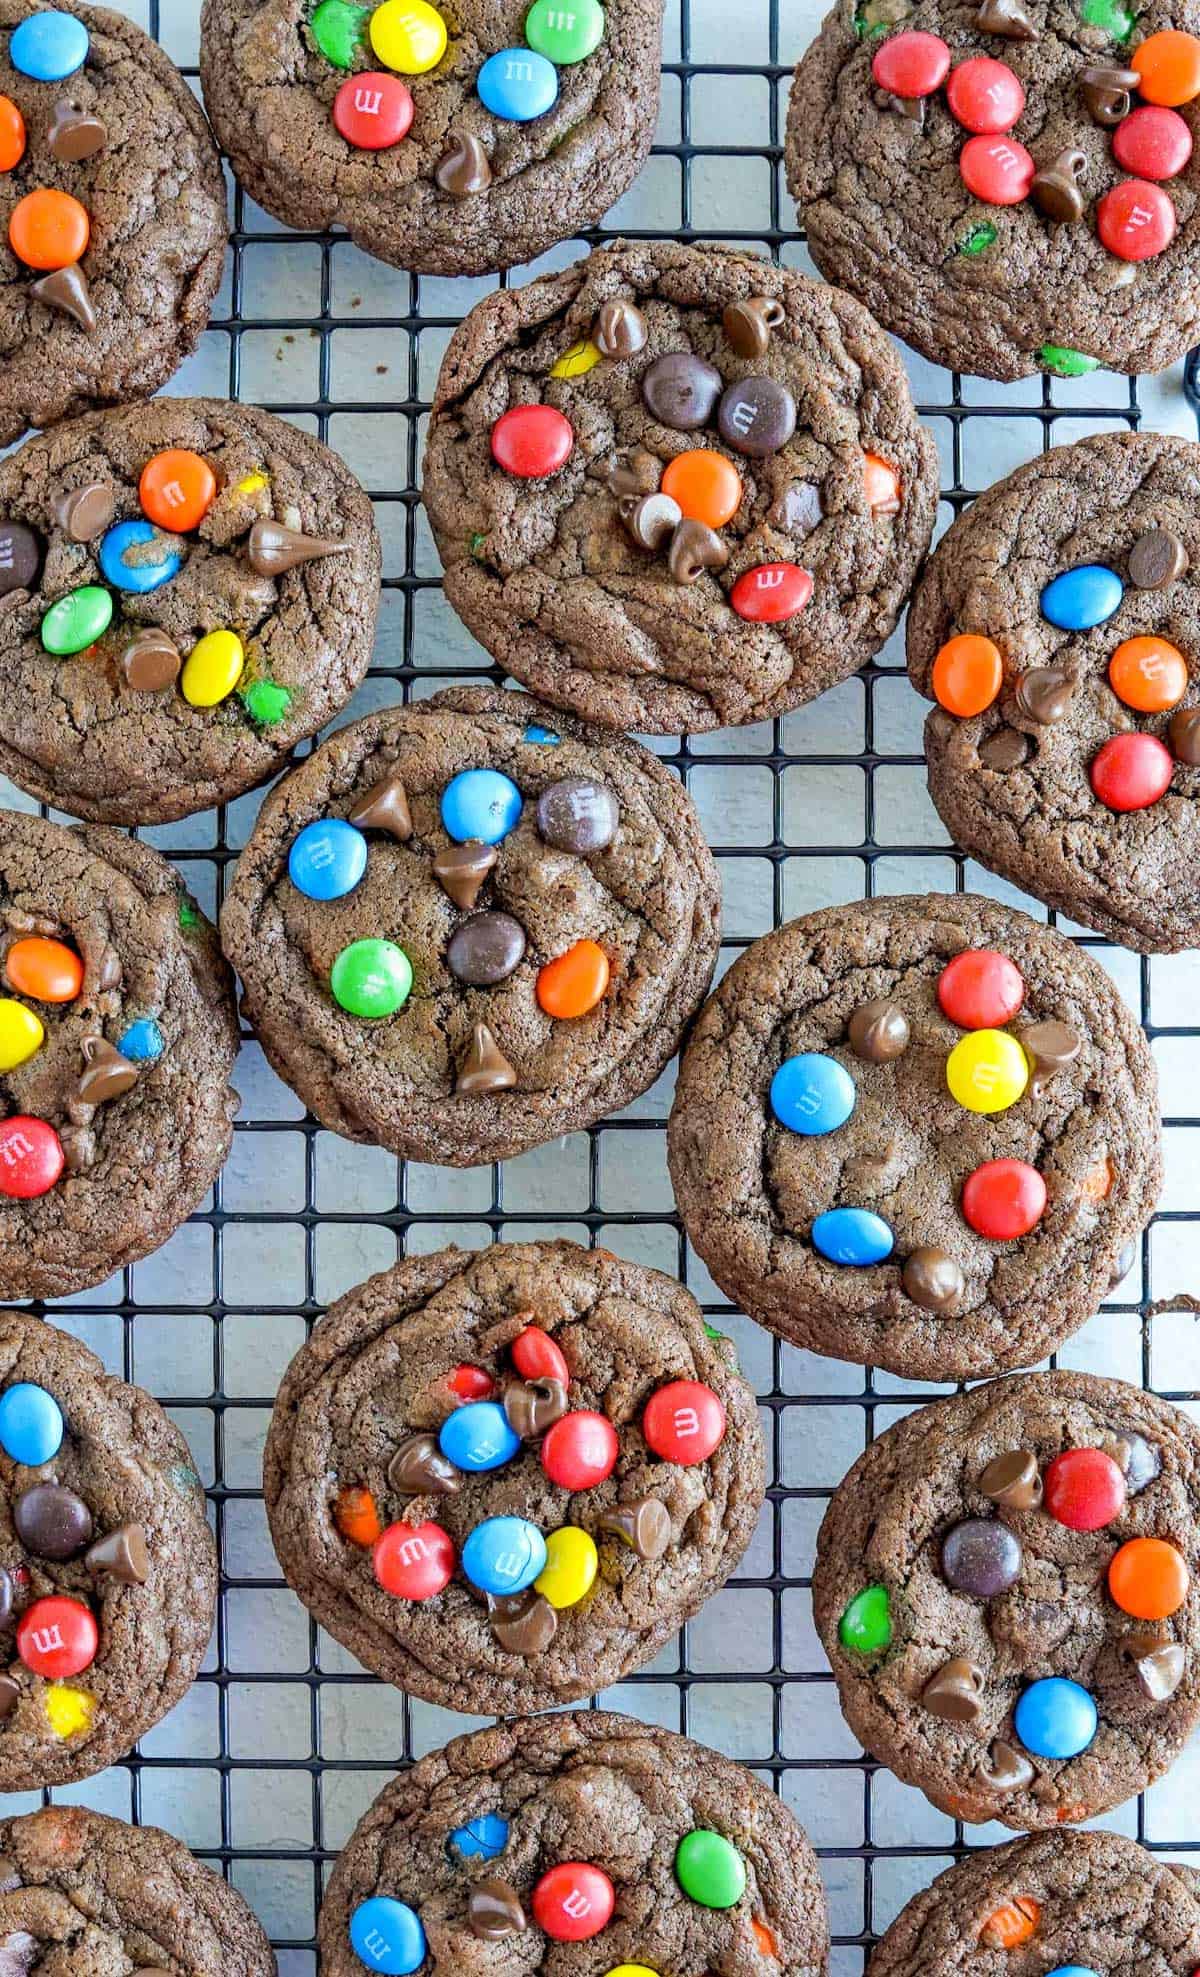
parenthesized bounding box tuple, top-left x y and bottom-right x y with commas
(524, 723, 560, 744)
(10, 10, 89, 80)
(449, 1813, 508, 1860)
(477, 47, 559, 120)
(770, 1052, 855, 1135)
(98, 520, 183, 595)
(811, 1207, 893, 1266)
(1014, 1677, 1098, 1759)
(117, 1017, 164, 1062)
(1040, 564, 1123, 632)
(349, 1895, 426, 1974)
(439, 1399, 520, 1473)
(288, 819, 368, 901)
(461, 1514, 548, 1595)
(441, 768, 522, 844)
(1045, 1969, 1102, 1976)
(0, 1383, 64, 1466)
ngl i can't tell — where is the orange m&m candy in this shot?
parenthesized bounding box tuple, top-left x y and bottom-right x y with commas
(978, 1896, 1040, 1950)
(1108, 634, 1188, 712)
(8, 187, 90, 270)
(333, 1485, 381, 1547)
(140, 450, 218, 533)
(1132, 28, 1200, 105)
(661, 449, 742, 530)
(1108, 1535, 1190, 1618)
(5, 936, 83, 1004)
(0, 95, 26, 173)
(863, 453, 902, 515)
(752, 1919, 780, 1958)
(537, 939, 610, 1018)
(932, 633, 1004, 717)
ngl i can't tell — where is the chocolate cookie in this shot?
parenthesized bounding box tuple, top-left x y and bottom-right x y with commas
(909, 430, 1200, 952)
(199, 0, 662, 278)
(221, 687, 720, 1165)
(0, 810, 240, 1301)
(667, 894, 1160, 1382)
(421, 239, 939, 733)
(0, 1, 227, 445)
(869, 1828, 1200, 1975)
(0, 398, 381, 825)
(264, 1242, 764, 1714)
(0, 1308, 216, 1790)
(0, 1803, 275, 1970)
(787, 0, 1200, 381)
(815, 1370, 1200, 1829)
(318, 1711, 827, 1975)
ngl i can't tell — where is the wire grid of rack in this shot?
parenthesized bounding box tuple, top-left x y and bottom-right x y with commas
(8, 0, 1200, 1969)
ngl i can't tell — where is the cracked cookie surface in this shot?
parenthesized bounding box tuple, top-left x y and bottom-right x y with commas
(422, 239, 938, 733)
(666, 894, 1160, 1381)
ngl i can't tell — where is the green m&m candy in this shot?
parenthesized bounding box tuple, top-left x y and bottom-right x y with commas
(331, 937, 412, 1018)
(1038, 344, 1101, 379)
(310, 0, 370, 67)
(41, 585, 113, 656)
(675, 1829, 747, 1910)
(240, 679, 292, 726)
(525, 0, 605, 62)
(838, 1583, 892, 1654)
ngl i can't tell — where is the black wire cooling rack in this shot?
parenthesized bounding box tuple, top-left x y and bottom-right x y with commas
(16, 0, 1200, 1968)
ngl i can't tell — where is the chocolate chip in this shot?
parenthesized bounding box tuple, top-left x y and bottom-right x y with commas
(1080, 63, 1139, 125)
(537, 777, 618, 854)
(456, 1022, 518, 1096)
(641, 351, 723, 430)
(595, 299, 647, 358)
(14, 1483, 93, 1561)
(979, 726, 1031, 770)
(941, 1517, 1022, 1596)
(902, 1247, 964, 1313)
(1015, 664, 1075, 724)
(467, 1877, 527, 1939)
(503, 1376, 568, 1440)
(120, 627, 181, 692)
(1030, 147, 1087, 222)
(1021, 1017, 1081, 1096)
(1108, 1240, 1137, 1291)
(768, 480, 824, 534)
(32, 264, 96, 333)
(53, 482, 115, 543)
(349, 773, 413, 840)
(247, 519, 351, 576)
(78, 1036, 139, 1106)
(847, 999, 910, 1062)
(978, 1449, 1043, 1511)
(0, 522, 40, 596)
(0, 1677, 17, 1722)
(1124, 1636, 1185, 1701)
(625, 491, 683, 550)
(597, 1495, 672, 1560)
(722, 295, 786, 359)
(975, 0, 1038, 34)
(976, 1739, 1034, 1792)
(433, 839, 498, 910)
(1129, 527, 1188, 589)
(388, 1433, 462, 1496)
(922, 1656, 984, 1721)
(668, 518, 730, 585)
(1110, 1429, 1161, 1495)
(85, 1522, 149, 1585)
(1169, 706, 1200, 765)
(447, 911, 526, 986)
(435, 132, 492, 195)
(488, 1587, 558, 1654)
(874, 86, 926, 121)
(716, 376, 797, 458)
(47, 100, 107, 160)
(607, 448, 661, 501)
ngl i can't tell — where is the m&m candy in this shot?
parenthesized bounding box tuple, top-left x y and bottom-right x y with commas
(863, 453, 902, 516)
(491, 404, 574, 478)
(938, 950, 1024, 1029)
(478, 47, 559, 119)
(349, 1895, 426, 1975)
(945, 1029, 1029, 1114)
(1040, 564, 1123, 630)
(946, 55, 1025, 132)
(16, 1595, 98, 1678)
(1090, 732, 1174, 812)
(331, 938, 412, 1018)
(959, 134, 1035, 204)
(118, 1017, 163, 1062)
(449, 1814, 509, 1859)
(770, 1052, 855, 1135)
(0, 1117, 64, 1199)
(660, 450, 742, 530)
(931, 634, 1004, 717)
(370, 0, 447, 72)
(334, 72, 414, 148)
(1131, 27, 1200, 104)
(139, 450, 217, 533)
(99, 519, 182, 595)
(675, 1829, 747, 1909)
(537, 939, 610, 1018)
(1044, 1969, 1101, 1977)
(181, 629, 245, 706)
(6, 936, 82, 1004)
(1014, 1677, 1097, 1758)
(512, 1325, 569, 1384)
(535, 1525, 598, 1607)
(838, 1583, 892, 1653)
(961, 1158, 1046, 1239)
(532, 1863, 615, 1941)
(10, 10, 89, 82)
(870, 29, 951, 97)
(311, 0, 369, 67)
(0, 96, 26, 173)
(439, 1399, 520, 1472)
(373, 1519, 455, 1599)
(0, 1383, 64, 1465)
(1097, 180, 1177, 261)
(1108, 1535, 1189, 1617)
(41, 585, 112, 656)
(526, 0, 605, 63)
(334, 1485, 380, 1547)
(441, 767, 523, 843)
(642, 1380, 726, 1464)
(1108, 635, 1188, 711)
(811, 1206, 894, 1265)
(448, 1363, 496, 1400)
(730, 563, 813, 623)
(288, 819, 369, 901)
(1044, 1448, 1127, 1531)
(0, 1000, 43, 1073)
(461, 1515, 547, 1595)
(1113, 104, 1193, 179)
(8, 186, 89, 270)
(541, 1410, 619, 1488)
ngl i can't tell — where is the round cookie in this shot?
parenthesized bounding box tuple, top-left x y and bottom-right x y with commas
(318, 1711, 828, 1975)
(0, 1804, 275, 1969)
(909, 430, 1200, 952)
(0, 809, 240, 1301)
(667, 893, 1160, 1382)
(263, 1241, 764, 1714)
(220, 686, 721, 1165)
(199, 0, 662, 278)
(0, 1308, 216, 1790)
(814, 1370, 1200, 1830)
(0, 397, 381, 825)
(0, 1, 227, 445)
(869, 1828, 1200, 1975)
(787, 0, 1200, 381)
(421, 239, 939, 733)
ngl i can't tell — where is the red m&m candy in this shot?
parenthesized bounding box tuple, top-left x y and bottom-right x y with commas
(512, 1325, 569, 1385)
(333, 72, 414, 148)
(1090, 732, 1174, 812)
(532, 1862, 615, 1941)
(1113, 105, 1193, 180)
(448, 1364, 495, 1400)
(938, 950, 1024, 1030)
(541, 1410, 618, 1490)
(962, 1158, 1047, 1240)
(491, 404, 574, 478)
(373, 1520, 455, 1600)
(870, 29, 951, 98)
(0, 1117, 64, 1200)
(1043, 1447, 1127, 1531)
(959, 133, 1035, 204)
(730, 563, 813, 623)
(16, 1595, 98, 1678)
(947, 57, 1025, 133)
(1097, 180, 1177, 261)
(643, 1380, 726, 1465)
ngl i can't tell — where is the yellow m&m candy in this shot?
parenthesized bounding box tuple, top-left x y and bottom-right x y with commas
(946, 1028, 1029, 1114)
(181, 629, 245, 707)
(370, 0, 447, 73)
(45, 1684, 95, 1738)
(535, 1526, 598, 1609)
(603, 1968, 661, 1976)
(0, 998, 44, 1073)
(551, 339, 601, 378)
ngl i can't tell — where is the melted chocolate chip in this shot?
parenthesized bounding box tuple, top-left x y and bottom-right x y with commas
(848, 999, 910, 1062)
(503, 1376, 568, 1439)
(1021, 1017, 1080, 1096)
(53, 481, 115, 543)
(1124, 1636, 1185, 1701)
(537, 777, 618, 854)
(598, 1496, 672, 1559)
(247, 519, 351, 576)
(349, 773, 413, 840)
(979, 726, 1031, 770)
(768, 481, 824, 534)
(975, 0, 1038, 34)
(902, 1247, 964, 1313)
(1030, 147, 1086, 222)
(595, 299, 647, 358)
(922, 1657, 984, 1721)
(388, 1434, 462, 1496)
(120, 627, 181, 692)
(31, 265, 95, 333)
(433, 839, 498, 911)
(1169, 706, 1200, 766)
(85, 1522, 149, 1585)
(1015, 664, 1076, 724)
(625, 491, 683, 551)
(13, 1484, 93, 1561)
(668, 517, 730, 584)
(978, 1448, 1043, 1511)
(435, 133, 491, 195)
(1129, 528, 1188, 590)
(467, 1878, 526, 1939)
(722, 295, 785, 359)
(1080, 64, 1139, 125)
(976, 1740, 1034, 1792)
(47, 100, 107, 160)
(456, 1023, 518, 1096)
(0, 1678, 17, 1722)
(78, 1035, 138, 1105)
(488, 1587, 558, 1654)
(1110, 1429, 1161, 1495)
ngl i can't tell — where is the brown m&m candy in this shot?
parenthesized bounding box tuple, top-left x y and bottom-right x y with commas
(668, 517, 729, 585)
(85, 1522, 149, 1585)
(120, 628, 181, 693)
(1030, 147, 1087, 222)
(922, 1656, 984, 1721)
(641, 351, 723, 430)
(942, 1517, 1022, 1595)
(247, 518, 351, 576)
(53, 481, 115, 543)
(597, 1495, 671, 1559)
(456, 1022, 517, 1095)
(1129, 527, 1188, 588)
(723, 294, 786, 358)
(349, 773, 413, 839)
(595, 299, 647, 358)
(537, 777, 618, 854)
(1080, 63, 1140, 124)
(388, 1433, 462, 1495)
(13, 1483, 93, 1561)
(47, 100, 107, 162)
(1169, 706, 1200, 764)
(435, 132, 491, 195)
(433, 840, 498, 910)
(0, 522, 40, 596)
(468, 1879, 527, 1939)
(979, 1448, 1043, 1510)
(716, 377, 797, 458)
(447, 912, 526, 986)
(902, 1247, 964, 1312)
(848, 999, 909, 1062)
(77, 1035, 138, 1104)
